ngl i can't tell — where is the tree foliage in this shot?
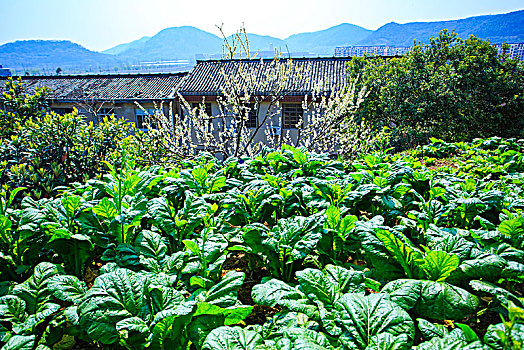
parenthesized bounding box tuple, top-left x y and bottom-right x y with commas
(347, 30, 524, 149)
(0, 77, 49, 138)
(0, 78, 144, 199)
(137, 26, 388, 161)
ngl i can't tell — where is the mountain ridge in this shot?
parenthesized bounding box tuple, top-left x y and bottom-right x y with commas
(1, 9, 523, 73)
(104, 9, 524, 60)
(103, 36, 151, 55)
(358, 9, 524, 45)
(0, 40, 125, 73)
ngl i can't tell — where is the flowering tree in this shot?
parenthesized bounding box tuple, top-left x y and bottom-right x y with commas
(138, 26, 388, 161)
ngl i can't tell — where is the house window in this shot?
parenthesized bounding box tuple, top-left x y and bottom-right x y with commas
(97, 108, 115, 119)
(191, 102, 212, 116)
(282, 103, 302, 129)
(51, 107, 74, 115)
(93, 107, 115, 126)
(246, 104, 258, 128)
(136, 108, 158, 130)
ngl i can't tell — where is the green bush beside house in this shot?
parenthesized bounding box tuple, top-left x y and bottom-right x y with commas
(347, 30, 524, 150)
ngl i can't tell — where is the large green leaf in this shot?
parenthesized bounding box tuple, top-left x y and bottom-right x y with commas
(192, 168, 209, 190)
(414, 337, 483, 350)
(498, 218, 524, 249)
(193, 271, 244, 308)
(502, 260, 524, 282)
(448, 254, 507, 285)
(252, 279, 317, 319)
(92, 197, 117, 219)
(421, 250, 459, 282)
(366, 333, 409, 350)
(413, 321, 483, 349)
(115, 316, 151, 349)
(252, 279, 306, 307)
(11, 262, 62, 315)
(0, 215, 13, 249)
(148, 197, 178, 234)
(417, 318, 447, 340)
(77, 268, 151, 345)
(296, 265, 365, 307)
(296, 269, 338, 306)
(48, 275, 87, 304)
(203, 326, 264, 350)
(192, 303, 253, 326)
(469, 280, 523, 307)
(149, 286, 186, 315)
(150, 301, 197, 348)
(382, 279, 479, 320)
(135, 230, 167, 261)
(0, 295, 27, 326)
(426, 227, 476, 262)
(374, 229, 424, 279)
(483, 322, 524, 350)
(335, 293, 415, 350)
(187, 314, 225, 350)
(1, 334, 35, 350)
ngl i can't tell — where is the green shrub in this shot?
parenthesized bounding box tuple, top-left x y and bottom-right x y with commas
(0, 110, 135, 198)
(0, 79, 140, 198)
(347, 30, 524, 149)
(0, 77, 49, 138)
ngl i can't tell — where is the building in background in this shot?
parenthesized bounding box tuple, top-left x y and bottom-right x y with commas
(334, 46, 412, 57)
(2, 56, 396, 142)
(177, 57, 355, 145)
(493, 43, 524, 60)
(0, 65, 11, 77)
(336, 43, 524, 60)
(0, 73, 187, 129)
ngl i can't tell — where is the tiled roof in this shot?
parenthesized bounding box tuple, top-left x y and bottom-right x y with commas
(1, 73, 188, 102)
(178, 57, 355, 96)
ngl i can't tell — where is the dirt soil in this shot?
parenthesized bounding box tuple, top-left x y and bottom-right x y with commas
(222, 252, 280, 325)
(423, 158, 458, 170)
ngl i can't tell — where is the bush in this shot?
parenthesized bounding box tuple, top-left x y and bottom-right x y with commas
(347, 30, 524, 149)
(0, 77, 49, 138)
(0, 79, 140, 198)
(0, 112, 136, 198)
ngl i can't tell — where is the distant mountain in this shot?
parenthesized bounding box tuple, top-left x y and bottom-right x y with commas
(286, 23, 372, 55)
(109, 10, 523, 61)
(103, 36, 150, 55)
(359, 9, 524, 46)
(114, 26, 222, 62)
(0, 40, 124, 72)
(2, 9, 523, 73)
(107, 23, 372, 61)
(231, 33, 285, 53)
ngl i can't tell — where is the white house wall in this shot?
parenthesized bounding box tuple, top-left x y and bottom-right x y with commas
(181, 100, 313, 147)
(49, 102, 172, 130)
(49, 99, 315, 148)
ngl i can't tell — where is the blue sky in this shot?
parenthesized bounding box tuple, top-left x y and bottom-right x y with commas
(1, 0, 522, 51)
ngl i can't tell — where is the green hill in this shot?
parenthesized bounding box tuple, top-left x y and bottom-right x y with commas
(0, 40, 124, 72)
(358, 9, 524, 46)
(108, 23, 372, 61)
(103, 36, 151, 55)
(285, 23, 373, 55)
(114, 26, 222, 61)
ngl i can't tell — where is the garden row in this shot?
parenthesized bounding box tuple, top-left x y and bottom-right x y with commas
(0, 137, 523, 349)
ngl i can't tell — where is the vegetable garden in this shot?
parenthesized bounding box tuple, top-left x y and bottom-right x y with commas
(1, 136, 523, 349)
